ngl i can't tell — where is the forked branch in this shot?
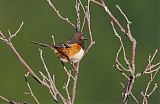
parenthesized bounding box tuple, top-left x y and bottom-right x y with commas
(46, 0, 76, 29)
(91, 0, 160, 104)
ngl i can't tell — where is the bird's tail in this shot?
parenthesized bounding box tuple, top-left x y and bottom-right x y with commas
(29, 41, 52, 48)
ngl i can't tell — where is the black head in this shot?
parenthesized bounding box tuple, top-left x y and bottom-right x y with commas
(72, 32, 87, 41)
(70, 32, 87, 49)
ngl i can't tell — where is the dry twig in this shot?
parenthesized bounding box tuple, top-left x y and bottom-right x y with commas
(84, 0, 95, 55)
(46, 0, 95, 104)
(0, 95, 25, 104)
(25, 72, 40, 104)
(0, 0, 93, 104)
(0, 21, 43, 84)
(0, 22, 65, 104)
(91, 0, 160, 104)
(46, 0, 76, 28)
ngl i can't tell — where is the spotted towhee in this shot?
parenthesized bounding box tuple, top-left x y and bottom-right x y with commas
(30, 32, 86, 64)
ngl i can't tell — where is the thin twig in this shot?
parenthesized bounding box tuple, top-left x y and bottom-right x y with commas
(39, 49, 59, 102)
(39, 71, 50, 82)
(145, 65, 160, 74)
(93, 1, 136, 104)
(8, 21, 24, 42)
(113, 4, 136, 104)
(0, 0, 95, 104)
(25, 73, 40, 104)
(81, 15, 86, 32)
(130, 92, 139, 104)
(0, 95, 10, 102)
(60, 61, 75, 80)
(0, 22, 43, 85)
(143, 49, 159, 74)
(116, 5, 136, 73)
(88, 0, 160, 104)
(92, 0, 126, 33)
(75, 0, 81, 32)
(78, 0, 87, 32)
(120, 83, 139, 104)
(46, 0, 76, 29)
(84, 0, 95, 55)
(0, 29, 68, 103)
(111, 21, 132, 73)
(63, 70, 72, 104)
(51, 35, 56, 45)
(70, 1, 82, 104)
(141, 67, 159, 104)
(91, 0, 103, 6)
(0, 95, 22, 104)
(71, 62, 80, 104)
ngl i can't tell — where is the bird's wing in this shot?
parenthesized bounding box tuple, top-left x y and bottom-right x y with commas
(53, 42, 70, 48)
(53, 38, 77, 48)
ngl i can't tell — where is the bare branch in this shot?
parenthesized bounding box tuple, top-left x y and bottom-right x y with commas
(70, 1, 83, 103)
(116, 5, 136, 73)
(8, 21, 24, 42)
(0, 95, 23, 104)
(103, 3, 137, 103)
(71, 62, 80, 104)
(25, 73, 40, 104)
(78, 0, 87, 32)
(39, 49, 59, 102)
(60, 61, 75, 80)
(63, 70, 72, 104)
(147, 83, 158, 97)
(0, 0, 96, 104)
(131, 92, 139, 104)
(145, 65, 160, 74)
(136, 49, 160, 104)
(51, 35, 56, 45)
(111, 21, 132, 73)
(141, 65, 159, 104)
(0, 22, 43, 85)
(46, 0, 76, 28)
(84, 0, 95, 55)
(91, 0, 126, 33)
(0, 31, 6, 39)
(81, 15, 86, 32)
(75, 0, 81, 31)
(143, 49, 159, 74)
(39, 71, 49, 82)
(91, 0, 103, 7)
(91, 1, 138, 103)
(120, 83, 139, 104)
(0, 95, 10, 103)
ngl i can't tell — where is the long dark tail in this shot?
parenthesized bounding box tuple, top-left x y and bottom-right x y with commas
(29, 41, 52, 48)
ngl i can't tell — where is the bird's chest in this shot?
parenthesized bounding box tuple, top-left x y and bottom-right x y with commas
(55, 43, 84, 63)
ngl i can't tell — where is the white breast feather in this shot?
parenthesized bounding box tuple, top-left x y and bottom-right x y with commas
(72, 47, 84, 63)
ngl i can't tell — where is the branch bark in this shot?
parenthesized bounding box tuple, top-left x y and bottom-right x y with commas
(91, 0, 160, 104)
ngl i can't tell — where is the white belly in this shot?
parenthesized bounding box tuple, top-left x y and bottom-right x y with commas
(72, 47, 84, 63)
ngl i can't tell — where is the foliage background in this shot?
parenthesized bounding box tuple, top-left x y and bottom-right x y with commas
(0, 0, 159, 104)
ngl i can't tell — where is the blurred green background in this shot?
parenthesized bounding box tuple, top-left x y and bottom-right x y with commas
(0, 0, 159, 104)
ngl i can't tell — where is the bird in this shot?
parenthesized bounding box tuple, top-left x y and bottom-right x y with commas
(29, 32, 86, 64)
